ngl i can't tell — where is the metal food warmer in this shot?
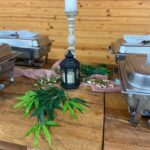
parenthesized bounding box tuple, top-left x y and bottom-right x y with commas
(110, 38, 150, 125)
(0, 34, 52, 67)
(0, 44, 20, 91)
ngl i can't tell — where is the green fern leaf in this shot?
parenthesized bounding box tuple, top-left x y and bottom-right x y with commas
(34, 125, 41, 147)
(42, 125, 51, 145)
(45, 121, 59, 126)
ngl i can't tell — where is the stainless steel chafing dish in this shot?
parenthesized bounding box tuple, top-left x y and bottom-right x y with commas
(0, 34, 52, 67)
(110, 38, 150, 125)
(0, 44, 19, 90)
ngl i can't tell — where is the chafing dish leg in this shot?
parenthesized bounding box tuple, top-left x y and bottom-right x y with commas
(28, 60, 34, 66)
(128, 107, 138, 126)
(29, 51, 35, 66)
(130, 112, 142, 126)
(8, 68, 14, 82)
(9, 77, 14, 82)
(45, 54, 48, 64)
(130, 96, 148, 126)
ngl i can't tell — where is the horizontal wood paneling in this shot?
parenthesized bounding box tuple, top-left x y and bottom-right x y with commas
(0, 0, 149, 64)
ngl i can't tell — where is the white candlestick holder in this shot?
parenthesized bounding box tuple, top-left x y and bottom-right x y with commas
(65, 12, 77, 56)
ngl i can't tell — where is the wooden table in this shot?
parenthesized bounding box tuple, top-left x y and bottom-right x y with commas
(104, 93, 150, 150)
(1, 77, 150, 150)
(0, 77, 104, 150)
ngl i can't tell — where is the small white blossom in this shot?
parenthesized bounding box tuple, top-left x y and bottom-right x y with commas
(87, 81, 92, 84)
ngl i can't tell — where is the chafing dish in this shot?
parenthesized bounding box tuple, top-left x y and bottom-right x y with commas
(0, 34, 52, 67)
(0, 44, 19, 90)
(110, 38, 150, 125)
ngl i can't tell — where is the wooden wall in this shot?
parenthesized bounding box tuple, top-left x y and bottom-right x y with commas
(0, 0, 150, 64)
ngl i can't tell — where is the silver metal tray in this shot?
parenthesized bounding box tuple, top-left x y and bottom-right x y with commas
(119, 54, 150, 95)
(0, 35, 52, 66)
(0, 35, 51, 49)
(0, 47, 21, 91)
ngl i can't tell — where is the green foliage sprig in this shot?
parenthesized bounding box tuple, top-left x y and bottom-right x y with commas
(14, 86, 89, 147)
(80, 64, 111, 76)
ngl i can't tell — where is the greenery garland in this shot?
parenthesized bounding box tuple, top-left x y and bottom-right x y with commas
(14, 85, 89, 147)
(80, 64, 111, 76)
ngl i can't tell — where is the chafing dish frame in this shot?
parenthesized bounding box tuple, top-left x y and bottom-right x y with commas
(110, 38, 150, 125)
(0, 35, 53, 67)
(0, 51, 20, 90)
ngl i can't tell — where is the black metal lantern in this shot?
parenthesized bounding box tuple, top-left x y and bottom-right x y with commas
(59, 50, 80, 89)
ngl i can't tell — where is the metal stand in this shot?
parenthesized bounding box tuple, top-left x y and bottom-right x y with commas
(0, 60, 15, 91)
(14, 47, 50, 67)
(128, 95, 148, 126)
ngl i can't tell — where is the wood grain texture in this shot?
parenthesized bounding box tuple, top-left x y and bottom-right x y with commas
(104, 93, 150, 150)
(0, 77, 104, 150)
(0, 0, 149, 64)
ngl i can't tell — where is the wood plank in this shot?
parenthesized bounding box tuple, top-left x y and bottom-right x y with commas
(78, 0, 150, 9)
(104, 93, 150, 150)
(1, 0, 150, 9)
(49, 47, 115, 64)
(0, 7, 150, 18)
(0, 16, 149, 34)
(3, 20, 149, 34)
(2, 15, 150, 26)
(0, 77, 104, 150)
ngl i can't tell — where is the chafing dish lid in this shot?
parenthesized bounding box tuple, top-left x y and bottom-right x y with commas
(110, 38, 150, 55)
(0, 35, 51, 49)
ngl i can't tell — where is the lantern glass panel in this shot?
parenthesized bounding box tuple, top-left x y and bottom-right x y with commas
(61, 69, 66, 83)
(67, 69, 75, 84)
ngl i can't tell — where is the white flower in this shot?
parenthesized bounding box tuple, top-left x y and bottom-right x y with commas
(87, 81, 91, 84)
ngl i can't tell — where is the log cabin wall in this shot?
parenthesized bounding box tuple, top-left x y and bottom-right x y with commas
(0, 0, 149, 64)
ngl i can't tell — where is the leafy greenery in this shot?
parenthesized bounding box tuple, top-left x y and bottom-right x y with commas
(80, 64, 111, 76)
(14, 86, 89, 147)
(63, 98, 89, 119)
(14, 63, 111, 147)
(33, 64, 112, 89)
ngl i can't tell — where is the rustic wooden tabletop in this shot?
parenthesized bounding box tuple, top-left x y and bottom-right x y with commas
(104, 93, 150, 150)
(0, 77, 103, 150)
(0, 77, 150, 150)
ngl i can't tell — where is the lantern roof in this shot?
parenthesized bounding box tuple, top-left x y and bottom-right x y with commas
(60, 50, 80, 68)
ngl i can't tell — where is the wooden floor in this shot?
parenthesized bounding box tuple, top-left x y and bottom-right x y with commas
(0, 77, 150, 150)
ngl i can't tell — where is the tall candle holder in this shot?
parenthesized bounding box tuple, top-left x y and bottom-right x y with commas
(65, 11, 77, 56)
